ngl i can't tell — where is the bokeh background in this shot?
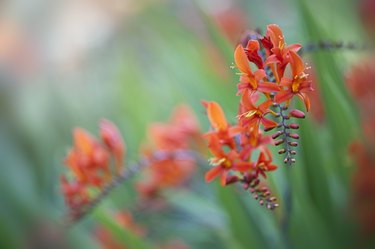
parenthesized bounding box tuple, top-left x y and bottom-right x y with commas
(1, 0, 374, 248)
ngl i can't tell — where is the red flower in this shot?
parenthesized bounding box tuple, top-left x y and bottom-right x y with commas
(262, 24, 302, 82)
(238, 90, 278, 133)
(274, 50, 313, 111)
(136, 105, 201, 199)
(254, 152, 278, 178)
(203, 101, 241, 149)
(205, 136, 251, 186)
(61, 121, 126, 214)
(234, 44, 280, 96)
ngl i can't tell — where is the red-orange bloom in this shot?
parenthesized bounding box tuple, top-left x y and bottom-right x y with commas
(205, 136, 251, 186)
(238, 90, 278, 133)
(203, 101, 241, 149)
(274, 50, 313, 111)
(61, 121, 126, 213)
(65, 128, 111, 186)
(136, 105, 200, 199)
(262, 24, 302, 81)
(254, 152, 277, 178)
(234, 44, 280, 95)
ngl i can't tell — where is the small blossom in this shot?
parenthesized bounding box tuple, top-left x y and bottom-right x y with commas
(274, 50, 313, 111)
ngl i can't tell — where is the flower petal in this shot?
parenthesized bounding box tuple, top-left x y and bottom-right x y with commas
(289, 50, 305, 76)
(220, 170, 228, 186)
(234, 45, 252, 75)
(205, 166, 223, 183)
(297, 93, 311, 112)
(261, 118, 278, 129)
(267, 24, 284, 48)
(74, 128, 95, 155)
(207, 102, 228, 131)
(258, 82, 280, 93)
(275, 90, 293, 104)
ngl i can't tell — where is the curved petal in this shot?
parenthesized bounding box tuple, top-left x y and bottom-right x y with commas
(229, 126, 242, 136)
(297, 93, 311, 112)
(258, 82, 280, 93)
(275, 90, 293, 104)
(289, 50, 304, 76)
(74, 128, 95, 155)
(261, 117, 278, 129)
(205, 166, 223, 183)
(220, 170, 228, 186)
(246, 40, 263, 69)
(233, 162, 252, 172)
(234, 45, 252, 75)
(240, 89, 256, 110)
(254, 69, 267, 81)
(267, 24, 284, 48)
(279, 77, 293, 86)
(207, 102, 228, 131)
(264, 54, 280, 66)
(286, 43, 302, 53)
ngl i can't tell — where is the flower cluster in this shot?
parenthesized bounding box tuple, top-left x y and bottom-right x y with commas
(61, 120, 125, 219)
(136, 105, 201, 200)
(203, 24, 313, 209)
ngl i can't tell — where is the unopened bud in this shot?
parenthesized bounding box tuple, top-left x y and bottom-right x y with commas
(289, 109, 305, 119)
(226, 175, 239, 185)
(288, 123, 300, 129)
(250, 179, 260, 187)
(275, 139, 284, 146)
(288, 133, 299, 139)
(288, 141, 298, 147)
(278, 149, 286, 154)
(269, 197, 277, 202)
(264, 126, 276, 132)
(272, 131, 283, 139)
(290, 150, 297, 155)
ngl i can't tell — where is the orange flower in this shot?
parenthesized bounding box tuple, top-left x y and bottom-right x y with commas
(65, 128, 111, 186)
(61, 121, 126, 214)
(205, 136, 252, 186)
(148, 105, 201, 151)
(234, 44, 280, 95)
(203, 101, 241, 149)
(274, 50, 313, 111)
(137, 105, 201, 199)
(262, 24, 302, 81)
(238, 90, 278, 133)
(254, 152, 277, 178)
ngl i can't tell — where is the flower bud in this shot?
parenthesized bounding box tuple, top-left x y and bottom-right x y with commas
(289, 109, 305, 119)
(274, 139, 284, 146)
(288, 123, 300, 129)
(272, 131, 283, 139)
(288, 141, 298, 147)
(278, 149, 286, 154)
(225, 175, 239, 185)
(288, 133, 299, 139)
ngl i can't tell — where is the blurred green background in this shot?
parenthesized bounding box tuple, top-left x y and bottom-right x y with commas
(0, 0, 373, 248)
